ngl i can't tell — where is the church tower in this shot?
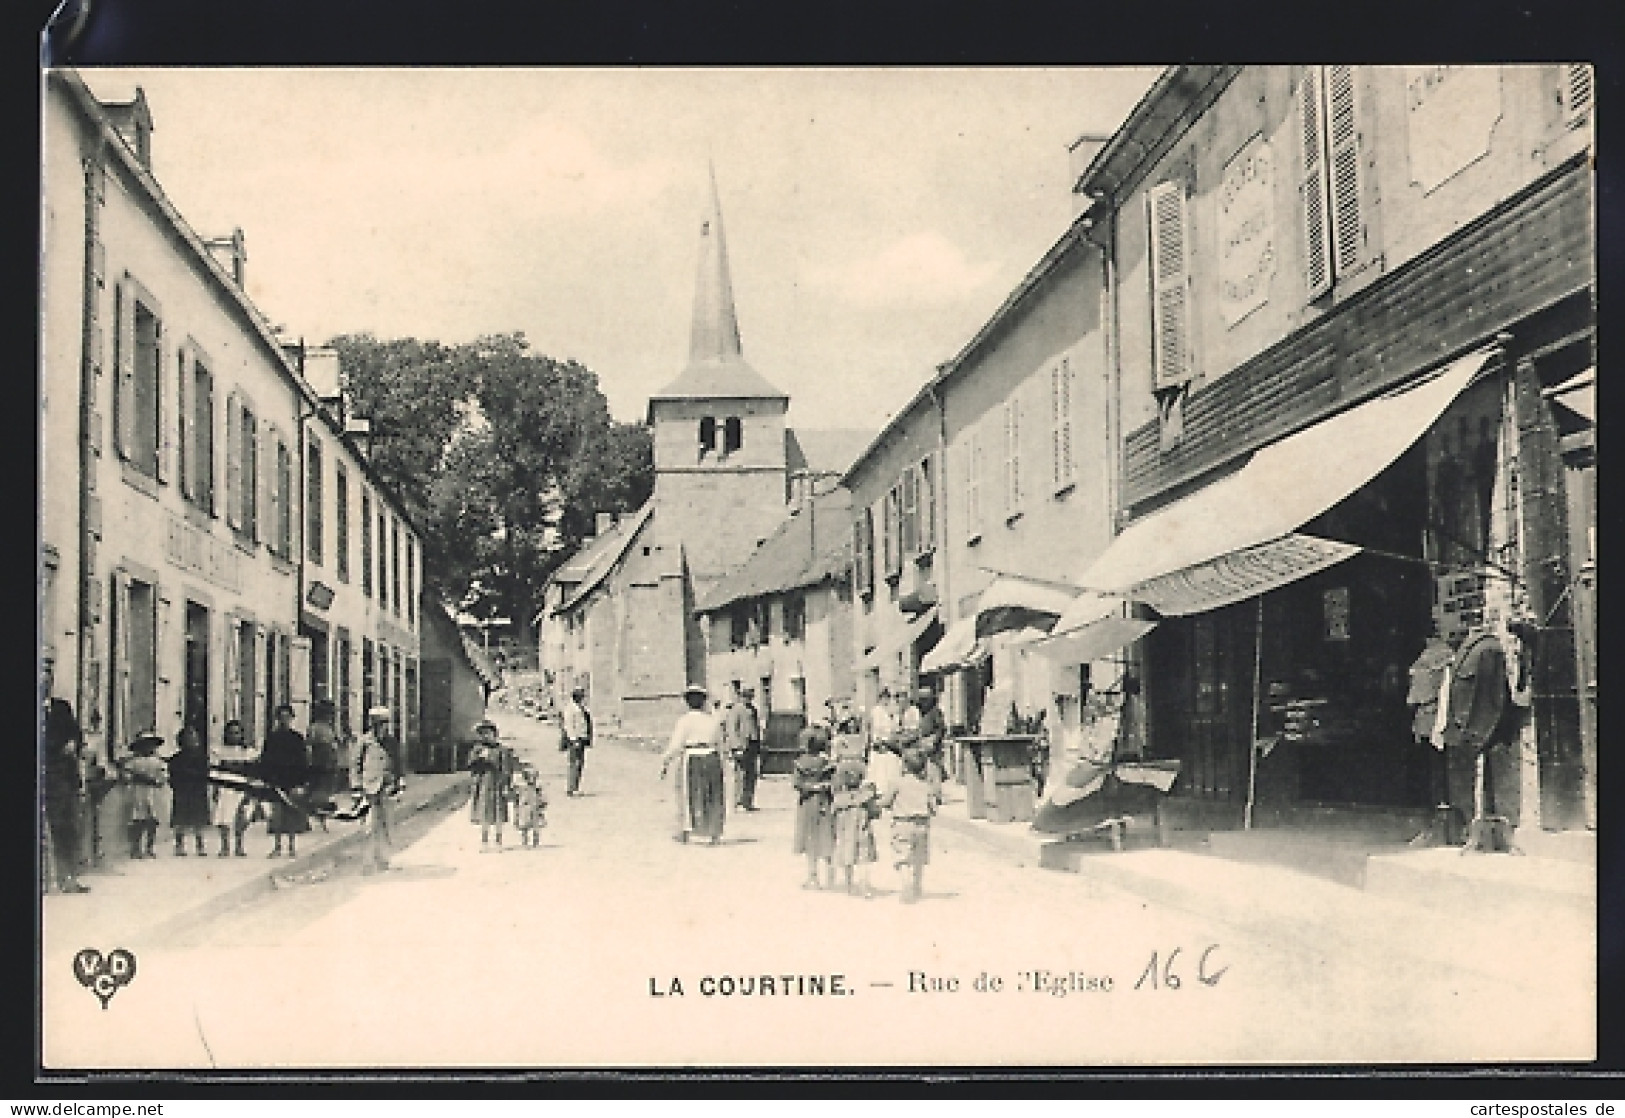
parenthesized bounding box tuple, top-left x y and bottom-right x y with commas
(648, 167, 790, 594)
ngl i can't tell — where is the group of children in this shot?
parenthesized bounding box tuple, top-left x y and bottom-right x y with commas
(791, 722, 940, 904)
(466, 720, 548, 851)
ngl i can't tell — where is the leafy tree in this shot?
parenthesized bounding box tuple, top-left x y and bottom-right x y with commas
(328, 330, 653, 630)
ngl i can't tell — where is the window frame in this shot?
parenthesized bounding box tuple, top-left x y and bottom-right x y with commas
(306, 437, 324, 565)
(335, 463, 351, 582)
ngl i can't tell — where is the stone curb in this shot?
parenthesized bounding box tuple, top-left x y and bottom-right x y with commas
(137, 774, 472, 948)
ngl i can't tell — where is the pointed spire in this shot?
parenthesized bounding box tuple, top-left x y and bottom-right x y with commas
(649, 165, 786, 412)
(688, 161, 745, 365)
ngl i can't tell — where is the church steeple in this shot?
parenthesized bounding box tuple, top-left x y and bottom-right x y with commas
(689, 163, 744, 366)
(649, 166, 786, 416)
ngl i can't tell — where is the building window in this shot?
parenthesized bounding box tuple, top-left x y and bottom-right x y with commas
(226, 398, 258, 540)
(307, 440, 324, 565)
(964, 427, 984, 542)
(881, 489, 902, 582)
(900, 469, 918, 557)
(854, 506, 875, 599)
(111, 573, 158, 751)
(182, 352, 215, 513)
(406, 536, 417, 626)
(730, 608, 749, 651)
(271, 434, 294, 558)
(1562, 63, 1594, 128)
(233, 618, 258, 742)
(336, 627, 353, 735)
(378, 509, 390, 613)
(335, 464, 350, 582)
(390, 518, 402, 617)
(1002, 397, 1024, 518)
(361, 637, 375, 716)
(1147, 179, 1194, 389)
(1050, 355, 1076, 492)
(361, 490, 374, 597)
(115, 283, 163, 479)
(723, 416, 743, 455)
(1298, 64, 1369, 301)
(699, 417, 717, 458)
(784, 594, 806, 641)
(917, 456, 935, 554)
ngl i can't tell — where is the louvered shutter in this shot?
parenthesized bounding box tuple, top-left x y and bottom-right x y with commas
(253, 627, 268, 745)
(1051, 358, 1075, 489)
(111, 572, 131, 753)
(1326, 65, 1366, 279)
(966, 429, 981, 538)
(919, 455, 935, 552)
(1298, 70, 1333, 300)
(154, 320, 170, 484)
(1147, 180, 1193, 387)
(177, 351, 191, 500)
(853, 514, 868, 597)
(901, 466, 918, 556)
(225, 618, 241, 726)
(226, 401, 242, 530)
(1003, 397, 1023, 512)
(114, 282, 135, 461)
(1563, 63, 1593, 127)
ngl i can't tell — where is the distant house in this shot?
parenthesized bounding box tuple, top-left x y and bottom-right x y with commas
(419, 597, 500, 770)
(695, 487, 856, 769)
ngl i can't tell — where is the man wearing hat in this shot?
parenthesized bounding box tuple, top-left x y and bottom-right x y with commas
(726, 682, 762, 812)
(911, 687, 948, 793)
(41, 653, 90, 893)
(560, 686, 593, 797)
(351, 706, 400, 873)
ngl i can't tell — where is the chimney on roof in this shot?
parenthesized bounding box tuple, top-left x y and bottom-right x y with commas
(302, 347, 346, 418)
(345, 416, 372, 458)
(101, 88, 154, 172)
(1068, 133, 1111, 217)
(203, 228, 248, 287)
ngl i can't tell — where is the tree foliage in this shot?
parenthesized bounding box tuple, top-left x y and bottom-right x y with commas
(327, 331, 653, 628)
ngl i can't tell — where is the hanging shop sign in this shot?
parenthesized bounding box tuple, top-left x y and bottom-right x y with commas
(1218, 134, 1277, 328)
(1434, 569, 1487, 644)
(1406, 65, 1503, 194)
(1130, 533, 1361, 617)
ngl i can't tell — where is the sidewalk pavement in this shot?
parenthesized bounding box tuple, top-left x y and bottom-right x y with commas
(43, 771, 471, 954)
(932, 785, 1595, 1000)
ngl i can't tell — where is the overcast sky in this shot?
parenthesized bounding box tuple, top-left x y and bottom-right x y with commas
(78, 68, 1160, 430)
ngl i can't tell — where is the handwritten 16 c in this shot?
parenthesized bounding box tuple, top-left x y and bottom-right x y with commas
(1133, 945, 1228, 991)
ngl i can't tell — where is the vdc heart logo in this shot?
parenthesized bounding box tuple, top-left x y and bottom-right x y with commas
(73, 948, 137, 1010)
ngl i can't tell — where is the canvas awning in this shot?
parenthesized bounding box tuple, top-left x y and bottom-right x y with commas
(1075, 347, 1494, 615)
(1027, 591, 1159, 663)
(920, 616, 980, 674)
(972, 573, 1081, 638)
(1545, 367, 1595, 426)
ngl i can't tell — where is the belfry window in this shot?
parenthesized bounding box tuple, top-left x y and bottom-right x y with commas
(699, 416, 717, 457)
(723, 416, 743, 455)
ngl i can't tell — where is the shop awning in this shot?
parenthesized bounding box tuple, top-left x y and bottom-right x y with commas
(920, 616, 979, 674)
(1027, 591, 1159, 663)
(906, 605, 941, 647)
(1075, 347, 1494, 611)
(972, 573, 1081, 638)
(1544, 368, 1594, 426)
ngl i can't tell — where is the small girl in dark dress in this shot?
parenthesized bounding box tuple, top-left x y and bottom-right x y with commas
(167, 726, 212, 856)
(791, 725, 837, 889)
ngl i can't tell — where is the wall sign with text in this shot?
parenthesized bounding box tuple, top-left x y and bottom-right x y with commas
(1218, 135, 1276, 329)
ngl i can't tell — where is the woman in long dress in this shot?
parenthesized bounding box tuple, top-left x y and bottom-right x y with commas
(659, 686, 725, 844)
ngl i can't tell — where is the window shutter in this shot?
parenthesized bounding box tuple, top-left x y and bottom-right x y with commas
(225, 619, 241, 726)
(253, 627, 269, 742)
(114, 283, 135, 461)
(247, 415, 260, 542)
(177, 351, 191, 500)
(1298, 69, 1333, 301)
(919, 455, 935, 551)
(1147, 180, 1193, 387)
(1326, 65, 1367, 279)
(854, 513, 869, 597)
(901, 466, 918, 556)
(225, 402, 242, 529)
(966, 429, 981, 539)
(154, 321, 171, 484)
(1563, 63, 1593, 127)
(1003, 397, 1022, 513)
(111, 572, 131, 753)
(1051, 358, 1076, 489)
(1062, 358, 1076, 486)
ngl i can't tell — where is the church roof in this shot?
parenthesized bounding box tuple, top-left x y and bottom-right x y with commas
(695, 488, 853, 613)
(649, 166, 785, 418)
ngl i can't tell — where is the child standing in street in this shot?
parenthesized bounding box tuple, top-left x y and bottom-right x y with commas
(830, 758, 879, 898)
(881, 747, 939, 904)
(791, 725, 836, 889)
(120, 732, 169, 859)
(512, 766, 547, 848)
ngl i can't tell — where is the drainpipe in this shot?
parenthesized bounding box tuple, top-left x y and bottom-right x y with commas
(76, 133, 106, 756)
(293, 339, 316, 718)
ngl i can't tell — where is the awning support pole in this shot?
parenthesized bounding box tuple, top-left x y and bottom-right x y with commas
(1244, 595, 1264, 831)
